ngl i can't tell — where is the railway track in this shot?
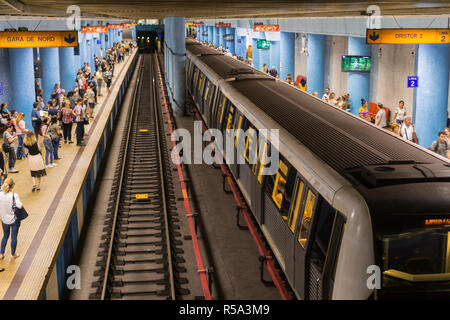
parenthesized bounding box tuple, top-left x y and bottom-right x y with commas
(91, 53, 189, 300)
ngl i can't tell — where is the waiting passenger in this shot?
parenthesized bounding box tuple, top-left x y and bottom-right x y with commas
(285, 74, 294, 85)
(322, 87, 330, 101)
(328, 92, 337, 106)
(375, 103, 387, 128)
(269, 66, 278, 78)
(31, 102, 42, 139)
(15, 113, 27, 160)
(262, 64, 268, 74)
(444, 127, 450, 144)
(430, 131, 450, 158)
(0, 178, 23, 260)
(391, 123, 400, 136)
(24, 131, 46, 192)
(41, 117, 56, 169)
(400, 116, 418, 143)
(358, 99, 370, 122)
(49, 116, 62, 161)
(3, 124, 19, 173)
(311, 92, 318, 97)
(299, 78, 306, 91)
(393, 100, 407, 125)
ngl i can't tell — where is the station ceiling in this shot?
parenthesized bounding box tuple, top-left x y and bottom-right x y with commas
(0, 0, 449, 20)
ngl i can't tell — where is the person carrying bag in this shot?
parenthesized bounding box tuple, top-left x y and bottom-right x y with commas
(0, 178, 26, 259)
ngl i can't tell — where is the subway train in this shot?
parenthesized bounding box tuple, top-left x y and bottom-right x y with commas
(137, 31, 162, 53)
(184, 39, 450, 299)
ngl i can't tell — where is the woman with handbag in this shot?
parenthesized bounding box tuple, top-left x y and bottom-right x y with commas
(24, 131, 46, 192)
(0, 178, 24, 259)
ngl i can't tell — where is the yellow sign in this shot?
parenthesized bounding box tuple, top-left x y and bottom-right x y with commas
(139, 129, 149, 132)
(366, 28, 450, 44)
(136, 194, 149, 199)
(0, 31, 78, 48)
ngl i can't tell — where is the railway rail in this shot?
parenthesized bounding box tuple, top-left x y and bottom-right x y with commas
(91, 54, 188, 300)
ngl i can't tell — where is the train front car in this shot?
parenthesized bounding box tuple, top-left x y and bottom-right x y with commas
(184, 39, 450, 300)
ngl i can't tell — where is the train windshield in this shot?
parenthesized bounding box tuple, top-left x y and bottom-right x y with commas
(378, 226, 450, 296)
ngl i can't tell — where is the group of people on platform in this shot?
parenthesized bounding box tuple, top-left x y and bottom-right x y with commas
(0, 40, 134, 260)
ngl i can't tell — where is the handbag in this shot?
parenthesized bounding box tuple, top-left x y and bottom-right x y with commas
(12, 193, 28, 221)
(84, 117, 89, 125)
(2, 142, 10, 154)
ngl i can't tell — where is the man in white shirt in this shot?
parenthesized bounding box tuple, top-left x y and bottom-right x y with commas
(322, 87, 330, 101)
(400, 116, 417, 143)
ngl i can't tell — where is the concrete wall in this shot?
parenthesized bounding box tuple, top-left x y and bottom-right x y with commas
(294, 33, 307, 81)
(324, 35, 348, 97)
(370, 44, 416, 121)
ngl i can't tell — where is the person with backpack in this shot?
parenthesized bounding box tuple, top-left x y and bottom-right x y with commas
(430, 131, 450, 158)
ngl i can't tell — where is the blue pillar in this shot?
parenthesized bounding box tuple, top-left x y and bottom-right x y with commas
(306, 34, 325, 96)
(414, 44, 450, 148)
(213, 27, 219, 46)
(59, 47, 76, 92)
(131, 26, 136, 41)
(164, 17, 186, 116)
(100, 33, 105, 58)
(225, 28, 235, 54)
(270, 40, 280, 77)
(9, 48, 35, 128)
(40, 47, 60, 103)
(252, 38, 260, 69)
(198, 26, 203, 41)
(79, 32, 87, 67)
(280, 32, 295, 82)
(218, 27, 225, 48)
(208, 26, 213, 44)
(347, 37, 370, 114)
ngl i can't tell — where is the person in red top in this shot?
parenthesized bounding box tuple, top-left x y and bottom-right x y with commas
(61, 101, 75, 144)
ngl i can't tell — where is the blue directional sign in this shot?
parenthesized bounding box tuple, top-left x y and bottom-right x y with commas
(0, 82, 3, 95)
(407, 76, 418, 88)
(97, 39, 101, 45)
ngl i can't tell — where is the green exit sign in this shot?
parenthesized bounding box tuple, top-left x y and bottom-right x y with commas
(257, 39, 270, 49)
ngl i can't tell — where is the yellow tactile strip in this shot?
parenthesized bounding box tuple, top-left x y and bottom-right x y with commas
(0, 49, 138, 300)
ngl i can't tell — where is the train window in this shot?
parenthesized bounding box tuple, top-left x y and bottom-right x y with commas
(298, 189, 317, 249)
(271, 160, 289, 213)
(287, 178, 305, 233)
(208, 84, 216, 106)
(257, 142, 268, 184)
(245, 126, 257, 164)
(218, 95, 227, 125)
(193, 68, 199, 90)
(225, 104, 235, 131)
(197, 72, 204, 91)
(204, 80, 211, 102)
(234, 114, 243, 148)
(310, 200, 337, 273)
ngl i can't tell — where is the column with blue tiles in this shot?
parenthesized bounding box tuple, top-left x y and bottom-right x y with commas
(347, 37, 370, 115)
(225, 27, 235, 54)
(208, 26, 213, 44)
(214, 27, 220, 46)
(414, 43, 450, 147)
(218, 27, 225, 48)
(40, 47, 60, 103)
(252, 38, 260, 70)
(131, 26, 136, 41)
(198, 25, 203, 41)
(306, 34, 325, 96)
(9, 48, 35, 128)
(259, 34, 270, 72)
(59, 47, 76, 92)
(269, 40, 280, 76)
(280, 31, 295, 81)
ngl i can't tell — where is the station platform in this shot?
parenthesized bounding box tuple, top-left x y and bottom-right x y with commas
(0, 48, 138, 300)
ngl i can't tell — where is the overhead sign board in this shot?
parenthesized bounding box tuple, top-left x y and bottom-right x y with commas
(407, 76, 418, 88)
(108, 24, 124, 29)
(366, 28, 450, 44)
(254, 25, 279, 32)
(215, 23, 231, 28)
(0, 31, 78, 47)
(81, 26, 108, 33)
(257, 39, 270, 49)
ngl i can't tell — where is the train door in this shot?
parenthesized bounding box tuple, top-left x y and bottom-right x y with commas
(291, 191, 345, 299)
(202, 79, 215, 127)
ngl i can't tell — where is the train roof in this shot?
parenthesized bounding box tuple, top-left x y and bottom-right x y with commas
(186, 41, 450, 233)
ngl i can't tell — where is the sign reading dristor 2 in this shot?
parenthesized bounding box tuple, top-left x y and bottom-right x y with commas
(0, 31, 78, 47)
(366, 28, 450, 44)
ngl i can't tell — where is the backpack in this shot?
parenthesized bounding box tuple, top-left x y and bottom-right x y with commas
(434, 140, 447, 152)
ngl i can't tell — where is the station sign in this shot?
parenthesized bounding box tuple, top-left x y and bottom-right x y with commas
(108, 24, 124, 29)
(215, 23, 231, 28)
(123, 23, 133, 28)
(193, 22, 204, 26)
(257, 39, 270, 49)
(366, 28, 450, 44)
(254, 25, 279, 32)
(407, 76, 418, 88)
(224, 34, 235, 42)
(0, 31, 78, 47)
(202, 30, 208, 36)
(185, 22, 194, 26)
(81, 26, 108, 33)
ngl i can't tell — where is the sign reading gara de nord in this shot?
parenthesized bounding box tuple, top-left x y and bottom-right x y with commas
(0, 31, 78, 47)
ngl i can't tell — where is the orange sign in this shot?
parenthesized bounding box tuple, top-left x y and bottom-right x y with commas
(366, 28, 450, 44)
(254, 25, 279, 32)
(0, 31, 78, 47)
(425, 218, 450, 226)
(81, 26, 108, 33)
(215, 23, 231, 28)
(108, 24, 124, 29)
